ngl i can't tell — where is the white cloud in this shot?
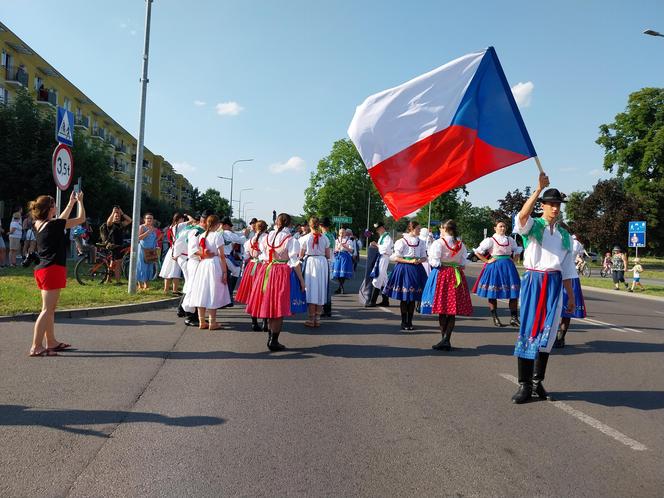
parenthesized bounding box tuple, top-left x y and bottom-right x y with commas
(269, 156, 305, 174)
(120, 23, 128, 29)
(215, 101, 244, 116)
(130, 30, 137, 36)
(511, 81, 534, 108)
(588, 168, 603, 177)
(193, 100, 206, 107)
(173, 162, 197, 175)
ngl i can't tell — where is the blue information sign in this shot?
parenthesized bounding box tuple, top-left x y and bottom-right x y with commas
(56, 106, 74, 147)
(628, 221, 646, 248)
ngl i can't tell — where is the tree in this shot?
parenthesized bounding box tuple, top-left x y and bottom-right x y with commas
(563, 190, 588, 226)
(597, 87, 664, 252)
(492, 187, 539, 229)
(415, 187, 467, 228)
(304, 139, 385, 236)
(456, 201, 495, 249)
(567, 178, 641, 252)
(194, 188, 230, 218)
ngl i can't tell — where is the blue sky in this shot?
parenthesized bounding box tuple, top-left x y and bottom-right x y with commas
(3, 0, 663, 222)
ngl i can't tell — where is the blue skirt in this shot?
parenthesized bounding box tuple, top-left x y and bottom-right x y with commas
(290, 270, 307, 314)
(332, 251, 354, 279)
(384, 262, 428, 302)
(420, 267, 439, 314)
(473, 258, 520, 299)
(562, 277, 586, 318)
(514, 270, 563, 359)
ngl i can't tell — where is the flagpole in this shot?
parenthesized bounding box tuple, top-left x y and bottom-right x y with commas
(534, 156, 544, 174)
(427, 202, 432, 231)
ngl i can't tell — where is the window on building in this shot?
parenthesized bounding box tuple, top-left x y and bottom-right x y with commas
(0, 87, 7, 105)
(1, 50, 6, 67)
(63, 97, 71, 111)
(34, 76, 43, 92)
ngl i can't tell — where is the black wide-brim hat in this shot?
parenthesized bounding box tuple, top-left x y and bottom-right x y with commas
(539, 188, 567, 203)
(373, 221, 385, 229)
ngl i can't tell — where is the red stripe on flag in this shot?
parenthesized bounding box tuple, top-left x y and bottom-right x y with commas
(368, 125, 530, 219)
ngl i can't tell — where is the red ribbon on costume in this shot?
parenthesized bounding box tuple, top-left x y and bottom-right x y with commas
(442, 238, 462, 256)
(472, 263, 487, 293)
(267, 232, 291, 263)
(199, 237, 208, 259)
(492, 235, 510, 247)
(167, 227, 175, 247)
(313, 232, 320, 247)
(404, 236, 420, 248)
(529, 269, 550, 338)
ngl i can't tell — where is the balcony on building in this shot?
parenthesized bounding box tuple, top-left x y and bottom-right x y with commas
(36, 87, 57, 107)
(91, 127, 105, 141)
(4, 65, 29, 88)
(115, 142, 128, 155)
(74, 115, 89, 129)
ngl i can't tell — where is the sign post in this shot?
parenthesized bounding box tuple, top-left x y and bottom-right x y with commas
(332, 215, 352, 229)
(628, 221, 646, 259)
(52, 143, 73, 214)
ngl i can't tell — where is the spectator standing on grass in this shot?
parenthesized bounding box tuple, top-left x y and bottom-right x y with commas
(101, 206, 132, 285)
(136, 212, 159, 290)
(28, 191, 86, 357)
(23, 224, 36, 257)
(8, 212, 23, 266)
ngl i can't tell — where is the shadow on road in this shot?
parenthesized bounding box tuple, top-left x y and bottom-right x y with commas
(0, 404, 225, 438)
(60, 318, 175, 327)
(554, 391, 664, 410)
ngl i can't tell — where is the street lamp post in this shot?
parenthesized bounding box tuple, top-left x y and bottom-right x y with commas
(228, 159, 253, 217)
(242, 201, 255, 221)
(238, 188, 253, 220)
(644, 29, 664, 37)
(127, 0, 153, 295)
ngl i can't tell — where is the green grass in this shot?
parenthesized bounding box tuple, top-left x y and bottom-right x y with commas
(0, 265, 174, 316)
(577, 275, 664, 297)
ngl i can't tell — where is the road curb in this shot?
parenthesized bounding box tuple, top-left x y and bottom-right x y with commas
(0, 296, 180, 323)
(580, 284, 664, 302)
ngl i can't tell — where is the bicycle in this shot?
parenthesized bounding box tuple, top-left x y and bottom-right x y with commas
(75, 245, 131, 285)
(576, 258, 591, 278)
(599, 263, 612, 278)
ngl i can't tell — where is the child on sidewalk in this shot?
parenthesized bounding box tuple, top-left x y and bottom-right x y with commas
(629, 258, 645, 292)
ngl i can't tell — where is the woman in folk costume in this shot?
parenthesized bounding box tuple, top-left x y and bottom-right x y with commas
(159, 212, 187, 293)
(554, 232, 587, 348)
(421, 220, 473, 350)
(236, 219, 269, 331)
(511, 173, 576, 404)
(418, 227, 434, 275)
(299, 216, 331, 327)
(332, 227, 355, 294)
(472, 221, 522, 327)
(180, 213, 206, 327)
(187, 215, 231, 330)
(245, 213, 306, 352)
(384, 220, 428, 331)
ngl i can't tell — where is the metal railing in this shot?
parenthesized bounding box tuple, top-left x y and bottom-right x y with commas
(5, 65, 28, 86)
(75, 115, 89, 128)
(91, 127, 106, 140)
(36, 89, 57, 105)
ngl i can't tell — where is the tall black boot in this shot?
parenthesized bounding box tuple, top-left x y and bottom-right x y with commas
(511, 358, 534, 404)
(226, 275, 238, 306)
(441, 315, 455, 350)
(533, 352, 552, 400)
(491, 309, 504, 327)
(379, 294, 390, 307)
(432, 315, 449, 350)
(322, 303, 332, 317)
(365, 287, 380, 308)
(406, 301, 416, 330)
(554, 320, 569, 348)
(510, 310, 520, 327)
(251, 317, 261, 332)
(262, 319, 269, 332)
(268, 332, 286, 351)
(184, 312, 199, 327)
(399, 301, 408, 331)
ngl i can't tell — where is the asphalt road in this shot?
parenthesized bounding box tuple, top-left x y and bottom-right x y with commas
(1, 262, 663, 497)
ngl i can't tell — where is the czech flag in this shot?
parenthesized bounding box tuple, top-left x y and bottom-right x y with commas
(348, 47, 536, 219)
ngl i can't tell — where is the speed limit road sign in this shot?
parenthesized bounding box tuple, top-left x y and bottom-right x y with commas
(52, 143, 74, 191)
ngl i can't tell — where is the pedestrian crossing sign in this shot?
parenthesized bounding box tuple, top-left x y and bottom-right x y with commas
(56, 106, 74, 147)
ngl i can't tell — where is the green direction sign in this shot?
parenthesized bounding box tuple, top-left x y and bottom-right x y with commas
(332, 216, 352, 224)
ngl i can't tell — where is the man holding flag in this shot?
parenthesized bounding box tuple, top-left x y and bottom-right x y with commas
(348, 46, 573, 402)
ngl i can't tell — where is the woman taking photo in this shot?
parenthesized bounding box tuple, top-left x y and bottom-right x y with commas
(136, 212, 159, 290)
(384, 220, 428, 331)
(29, 191, 86, 356)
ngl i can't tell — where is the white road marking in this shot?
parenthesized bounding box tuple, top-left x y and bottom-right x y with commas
(584, 318, 644, 334)
(499, 373, 648, 451)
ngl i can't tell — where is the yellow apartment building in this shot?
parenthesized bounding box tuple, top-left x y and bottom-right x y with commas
(0, 21, 193, 211)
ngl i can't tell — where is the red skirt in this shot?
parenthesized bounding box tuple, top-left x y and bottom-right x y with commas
(34, 264, 67, 290)
(245, 263, 292, 319)
(235, 260, 262, 304)
(431, 266, 473, 316)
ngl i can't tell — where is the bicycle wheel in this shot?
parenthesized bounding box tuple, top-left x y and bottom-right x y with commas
(75, 255, 110, 285)
(600, 268, 607, 278)
(582, 265, 591, 278)
(150, 259, 162, 281)
(121, 254, 131, 279)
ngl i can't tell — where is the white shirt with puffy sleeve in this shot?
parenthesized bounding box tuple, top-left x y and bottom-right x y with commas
(515, 216, 576, 280)
(428, 236, 467, 268)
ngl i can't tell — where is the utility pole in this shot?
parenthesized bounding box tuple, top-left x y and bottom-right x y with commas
(127, 0, 153, 294)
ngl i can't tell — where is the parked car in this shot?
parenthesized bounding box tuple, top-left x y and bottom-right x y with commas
(586, 251, 598, 263)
